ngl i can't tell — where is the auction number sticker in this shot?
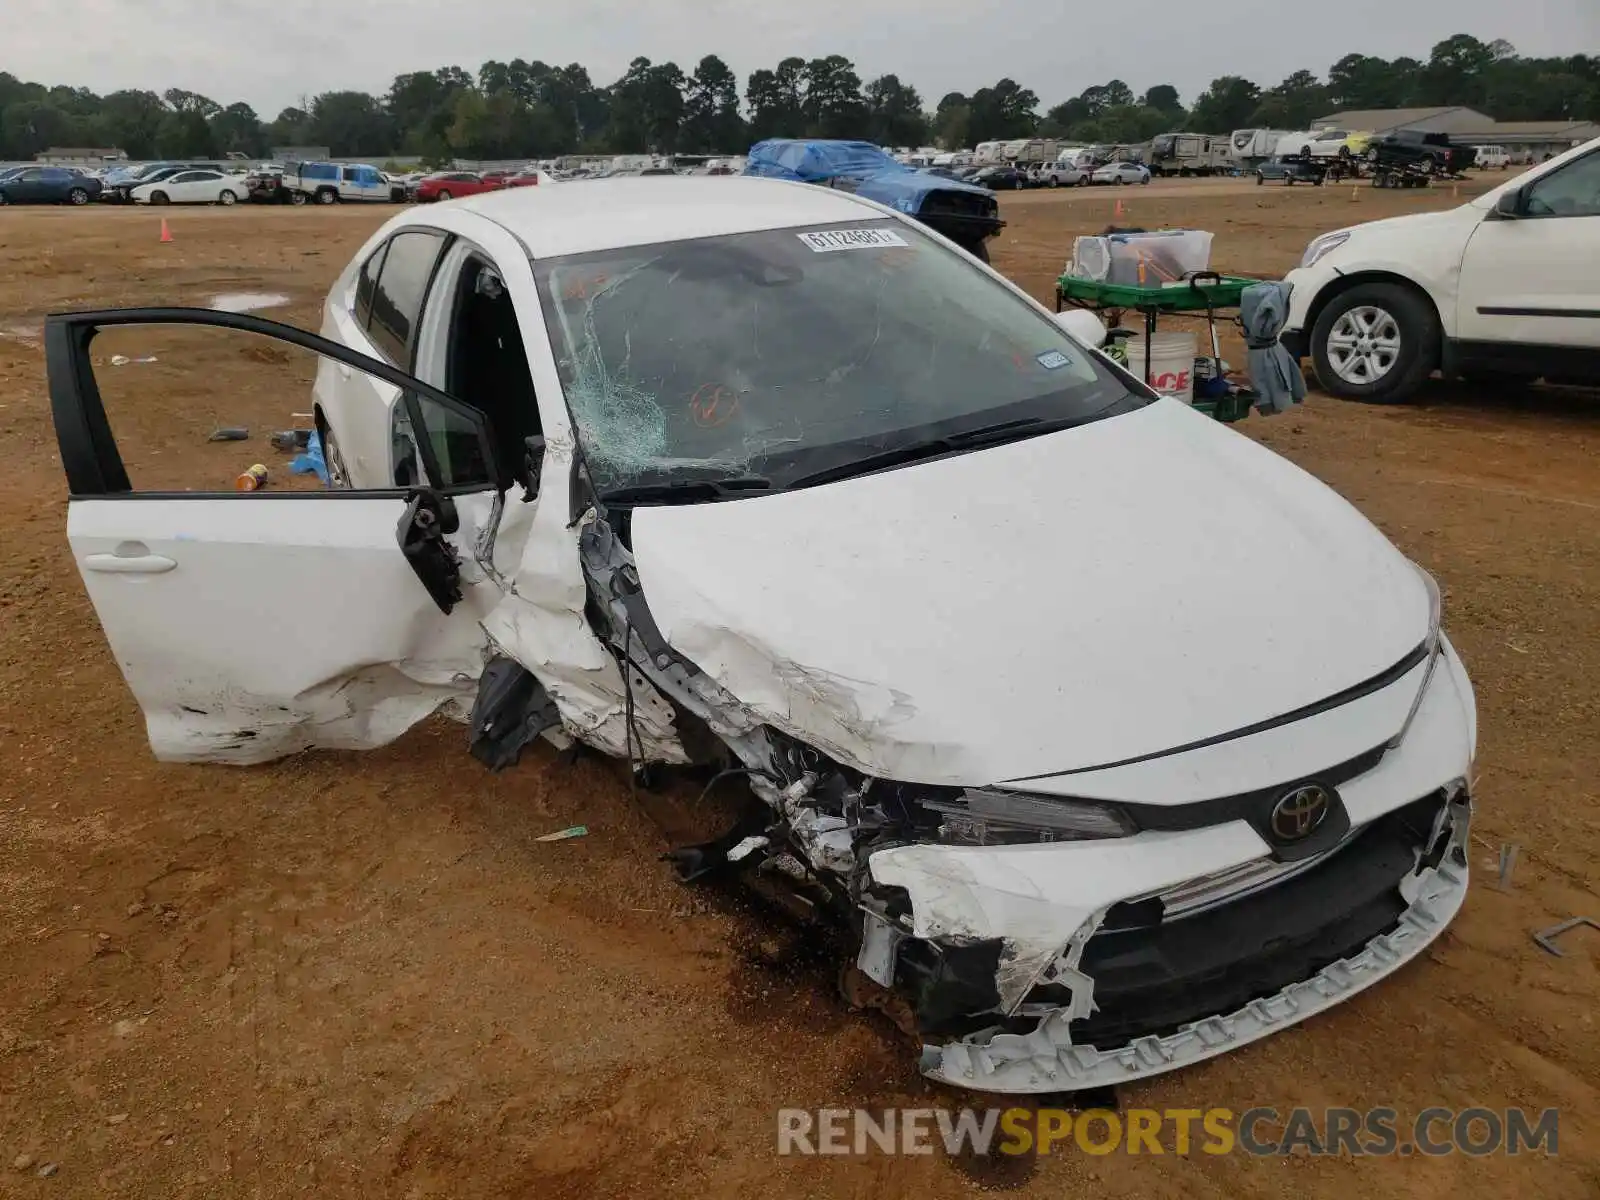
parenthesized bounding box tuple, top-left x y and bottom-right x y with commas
(1036, 350, 1073, 370)
(797, 228, 910, 252)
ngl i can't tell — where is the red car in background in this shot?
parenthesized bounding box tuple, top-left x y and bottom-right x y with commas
(414, 172, 505, 202)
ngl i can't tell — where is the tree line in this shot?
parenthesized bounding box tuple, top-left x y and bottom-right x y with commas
(1, 34, 1594, 164)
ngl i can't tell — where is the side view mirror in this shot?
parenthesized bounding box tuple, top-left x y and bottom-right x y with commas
(1494, 190, 1523, 218)
(1054, 308, 1107, 347)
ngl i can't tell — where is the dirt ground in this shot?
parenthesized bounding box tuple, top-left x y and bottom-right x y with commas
(0, 175, 1596, 1198)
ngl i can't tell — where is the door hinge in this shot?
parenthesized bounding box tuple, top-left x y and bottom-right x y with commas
(397, 488, 462, 614)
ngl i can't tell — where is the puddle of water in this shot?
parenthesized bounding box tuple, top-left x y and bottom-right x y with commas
(209, 292, 291, 313)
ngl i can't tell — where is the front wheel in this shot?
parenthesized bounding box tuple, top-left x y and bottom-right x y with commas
(218, 189, 237, 206)
(290, 190, 309, 206)
(1140, 176, 1151, 185)
(68, 188, 89, 205)
(0, 191, 9, 205)
(1310, 282, 1439, 403)
(150, 191, 169, 205)
(436, 189, 452, 201)
(316, 188, 337, 205)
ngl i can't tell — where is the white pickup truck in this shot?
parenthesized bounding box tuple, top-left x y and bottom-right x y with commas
(288, 162, 400, 205)
(1280, 135, 1600, 401)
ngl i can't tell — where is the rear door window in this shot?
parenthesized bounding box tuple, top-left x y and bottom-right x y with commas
(354, 241, 389, 328)
(368, 231, 448, 366)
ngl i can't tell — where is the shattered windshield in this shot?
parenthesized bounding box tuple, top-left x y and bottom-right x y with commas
(533, 218, 1146, 497)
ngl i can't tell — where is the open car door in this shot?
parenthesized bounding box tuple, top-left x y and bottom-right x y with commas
(48, 307, 511, 764)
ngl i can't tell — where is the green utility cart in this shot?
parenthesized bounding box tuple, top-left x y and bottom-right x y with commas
(1054, 270, 1264, 423)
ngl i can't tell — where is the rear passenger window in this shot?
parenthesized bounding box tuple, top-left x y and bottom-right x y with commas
(368, 230, 447, 366)
(354, 241, 389, 330)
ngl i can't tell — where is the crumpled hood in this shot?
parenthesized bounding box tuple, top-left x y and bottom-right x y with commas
(628, 400, 1428, 785)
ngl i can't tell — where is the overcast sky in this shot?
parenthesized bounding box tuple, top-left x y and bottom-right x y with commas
(8, 0, 1598, 115)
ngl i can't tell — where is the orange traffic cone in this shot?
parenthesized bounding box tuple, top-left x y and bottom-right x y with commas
(1113, 198, 1125, 219)
(159, 218, 173, 244)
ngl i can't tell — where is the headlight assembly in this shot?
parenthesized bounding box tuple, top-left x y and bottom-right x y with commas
(919, 788, 1135, 845)
(1300, 231, 1351, 269)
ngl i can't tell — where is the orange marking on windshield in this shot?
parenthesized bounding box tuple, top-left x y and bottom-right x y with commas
(689, 383, 739, 427)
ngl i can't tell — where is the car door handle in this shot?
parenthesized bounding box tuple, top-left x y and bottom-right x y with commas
(82, 552, 177, 574)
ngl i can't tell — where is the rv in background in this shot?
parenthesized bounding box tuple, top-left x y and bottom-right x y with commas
(973, 141, 1004, 164)
(1229, 128, 1292, 165)
(1147, 133, 1232, 176)
(1000, 138, 1059, 166)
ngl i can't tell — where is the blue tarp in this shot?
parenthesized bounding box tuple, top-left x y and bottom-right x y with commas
(743, 139, 992, 216)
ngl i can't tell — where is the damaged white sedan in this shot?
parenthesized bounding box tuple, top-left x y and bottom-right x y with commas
(49, 177, 1475, 1093)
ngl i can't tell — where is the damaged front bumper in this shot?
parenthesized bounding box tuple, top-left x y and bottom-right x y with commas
(858, 636, 1476, 1093)
(910, 789, 1468, 1092)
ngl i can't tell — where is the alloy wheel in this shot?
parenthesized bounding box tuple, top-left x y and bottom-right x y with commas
(1326, 305, 1402, 385)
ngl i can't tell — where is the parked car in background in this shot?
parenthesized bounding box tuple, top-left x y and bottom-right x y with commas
(503, 168, 552, 189)
(1473, 145, 1511, 170)
(243, 164, 293, 203)
(1365, 131, 1474, 176)
(1255, 157, 1325, 186)
(0, 166, 101, 205)
(1091, 161, 1152, 185)
(971, 164, 1026, 190)
(131, 168, 250, 206)
(414, 171, 506, 202)
(1281, 134, 1600, 402)
(101, 162, 232, 203)
(1032, 160, 1089, 187)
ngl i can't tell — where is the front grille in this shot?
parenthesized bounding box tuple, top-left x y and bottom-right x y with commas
(1027, 792, 1447, 1048)
(1139, 839, 1351, 920)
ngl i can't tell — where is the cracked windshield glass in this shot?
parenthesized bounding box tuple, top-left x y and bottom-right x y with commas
(534, 219, 1145, 496)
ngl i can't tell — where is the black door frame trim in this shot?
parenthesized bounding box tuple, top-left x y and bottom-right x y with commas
(46, 306, 507, 497)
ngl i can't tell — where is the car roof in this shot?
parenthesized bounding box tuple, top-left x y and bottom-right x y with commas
(453, 175, 887, 259)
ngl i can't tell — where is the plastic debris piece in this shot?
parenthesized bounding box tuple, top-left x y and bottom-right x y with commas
(208, 427, 249, 442)
(109, 354, 158, 366)
(269, 429, 311, 452)
(289, 429, 330, 485)
(535, 825, 588, 842)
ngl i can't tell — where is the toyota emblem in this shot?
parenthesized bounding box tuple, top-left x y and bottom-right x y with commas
(1270, 784, 1331, 841)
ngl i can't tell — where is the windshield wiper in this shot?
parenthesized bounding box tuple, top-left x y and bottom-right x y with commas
(786, 416, 1083, 490)
(597, 476, 774, 506)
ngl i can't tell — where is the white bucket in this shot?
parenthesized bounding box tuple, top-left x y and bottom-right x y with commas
(1126, 331, 1198, 403)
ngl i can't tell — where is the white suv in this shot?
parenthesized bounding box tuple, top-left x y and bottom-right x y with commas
(1280, 135, 1600, 402)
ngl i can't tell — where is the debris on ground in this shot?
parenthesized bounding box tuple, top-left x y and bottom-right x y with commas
(1496, 843, 1520, 891)
(269, 429, 311, 452)
(1533, 916, 1599, 957)
(535, 825, 588, 842)
(107, 354, 157, 366)
(207, 427, 249, 442)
